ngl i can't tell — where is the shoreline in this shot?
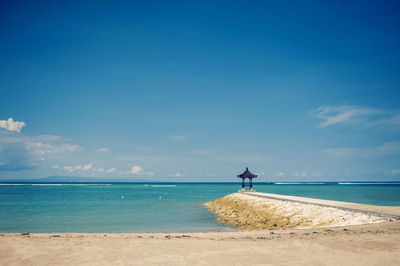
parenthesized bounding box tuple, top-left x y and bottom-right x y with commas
(1, 221, 400, 265)
(1, 219, 399, 237)
(1, 192, 400, 265)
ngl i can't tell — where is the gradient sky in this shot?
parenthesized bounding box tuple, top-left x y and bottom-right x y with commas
(1, 0, 400, 181)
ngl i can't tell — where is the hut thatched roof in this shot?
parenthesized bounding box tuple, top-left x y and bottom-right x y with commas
(237, 167, 258, 178)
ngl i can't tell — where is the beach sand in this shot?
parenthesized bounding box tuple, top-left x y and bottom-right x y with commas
(1, 193, 400, 265)
(1, 221, 400, 266)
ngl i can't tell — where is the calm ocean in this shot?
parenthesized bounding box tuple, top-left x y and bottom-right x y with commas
(1, 182, 399, 233)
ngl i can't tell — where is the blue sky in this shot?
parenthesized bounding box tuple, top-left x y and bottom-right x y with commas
(1, 0, 400, 181)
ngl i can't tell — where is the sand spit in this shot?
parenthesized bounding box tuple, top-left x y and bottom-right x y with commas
(204, 193, 391, 230)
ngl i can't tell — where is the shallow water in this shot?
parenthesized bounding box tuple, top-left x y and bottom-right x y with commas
(0, 182, 399, 233)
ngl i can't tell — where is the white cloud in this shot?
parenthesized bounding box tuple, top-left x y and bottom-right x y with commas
(311, 172, 323, 177)
(127, 165, 154, 176)
(170, 172, 185, 177)
(323, 141, 400, 159)
(274, 172, 285, 177)
(170, 135, 186, 140)
(294, 172, 307, 177)
(0, 134, 68, 144)
(311, 104, 400, 130)
(34, 135, 67, 142)
(57, 163, 118, 175)
(0, 118, 26, 133)
(391, 170, 400, 175)
(311, 105, 379, 127)
(129, 165, 144, 174)
(94, 148, 111, 153)
(62, 163, 93, 173)
(0, 142, 35, 171)
(25, 142, 81, 155)
(106, 168, 117, 173)
(146, 171, 155, 177)
(0, 127, 82, 171)
(0, 131, 81, 171)
(82, 162, 92, 171)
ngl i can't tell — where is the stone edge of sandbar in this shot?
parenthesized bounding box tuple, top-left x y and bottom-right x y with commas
(241, 191, 400, 220)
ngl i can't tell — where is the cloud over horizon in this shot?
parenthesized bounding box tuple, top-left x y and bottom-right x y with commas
(0, 124, 82, 172)
(25, 142, 82, 155)
(62, 162, 93, 173)
(128, 165, 154, 176)
(0, 118, 26, 133)
(169, 172, 185, 177)
(95, 147, 111, 153)
(0, 142, 34, 171)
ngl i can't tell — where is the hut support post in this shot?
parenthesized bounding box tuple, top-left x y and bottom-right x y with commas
(249, 178, 253, 189)
(241, 178, 245, 189)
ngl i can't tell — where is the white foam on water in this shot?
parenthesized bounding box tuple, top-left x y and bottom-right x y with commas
(31, 184, 63, 186)
(151, 185, 177, 187)
(273, 182, 326, 185)
(274, 183, 303, 184)
(35, 184, 112, 186)
(0, 184, 30, 186)
(0, 183, 112, 186)
(338, 182, 393, 185)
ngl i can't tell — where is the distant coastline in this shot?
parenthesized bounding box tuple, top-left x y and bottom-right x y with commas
(1, 175, 400, 184)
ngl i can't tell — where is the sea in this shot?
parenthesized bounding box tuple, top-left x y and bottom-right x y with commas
(1, 182, 400, 233)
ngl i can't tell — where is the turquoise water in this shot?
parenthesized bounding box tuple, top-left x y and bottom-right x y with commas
(0, 182, 399, 233)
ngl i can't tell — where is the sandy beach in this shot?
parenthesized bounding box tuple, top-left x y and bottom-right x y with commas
(1, 221, 400, 266)
(1, 192, 400, 265)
